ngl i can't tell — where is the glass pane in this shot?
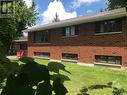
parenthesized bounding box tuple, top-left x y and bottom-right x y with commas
(41, 30, 49, 43)
(34, 52, 50, 58)
(95, 55, 122, 65)
(100, 23, 104, 33)
(108, 57, 116, 64)
(95, 55, 107, 63)
(115, 57, 121, 65)
(70, 26, 75, 36)
(65, 27, 70, 36)
(62, 53, 78, 60)
(95, 19, 122, 33)
(35, 32, 42, 43)
(20, 44, 27, 50)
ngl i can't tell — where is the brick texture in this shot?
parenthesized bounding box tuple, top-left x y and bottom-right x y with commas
(28, 17, 127, 67)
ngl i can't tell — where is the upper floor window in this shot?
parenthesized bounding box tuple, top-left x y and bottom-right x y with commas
(20, 43, 27, 50)
(62, 26, 78, 36)
(95, 19, 122, 34)
(34, 30, 50, 43)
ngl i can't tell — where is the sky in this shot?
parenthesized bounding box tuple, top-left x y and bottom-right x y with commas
(23, 0, 108, 25)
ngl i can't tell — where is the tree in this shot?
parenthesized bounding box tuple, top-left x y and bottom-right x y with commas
(108, 0, 127, 10)
(52, 13, 60, 22)
(0, 0, 38, 53)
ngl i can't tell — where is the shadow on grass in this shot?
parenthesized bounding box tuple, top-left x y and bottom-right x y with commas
(88, 82, 112, 89)
(77, 82, 127, 95)
(1, 57, 71, 95)
(47, 62, 71, 74)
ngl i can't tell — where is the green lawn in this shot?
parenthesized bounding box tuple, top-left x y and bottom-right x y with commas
(34, 59, 127, 95)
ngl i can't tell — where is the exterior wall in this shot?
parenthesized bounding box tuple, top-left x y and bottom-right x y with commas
(14, 41, 28, 51)
(14, 41, 28, 56)
(28, 17, 127, 67)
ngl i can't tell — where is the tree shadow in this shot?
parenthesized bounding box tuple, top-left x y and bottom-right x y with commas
(20, 57, 50, 86)
(53, 78, 68, 95)
(77, 82, 127, 95)
(112, 87, 127, 95)
(77, 86, 89, 95)
(51, 74, 70, 83)
(1, 57, 70, 95)
(88, 82, 112, 90)
(47, 62, 71, 74)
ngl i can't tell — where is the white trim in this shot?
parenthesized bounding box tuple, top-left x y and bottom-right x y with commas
(121, 67, 127, 70)
(33, 43, 51, 45)
(33, 57, 123, 68)
(61, 35, 78, 38)
(33, 56, 50, 60)
(94, 31, 122, 35)
(94, 62, 121, 67)
(50, 59, 61, 62)
(77, 62, 94, 67)
(61, 59, 78, 63)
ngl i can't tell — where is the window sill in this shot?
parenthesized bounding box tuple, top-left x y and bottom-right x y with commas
(61, 35, 78, 38)
(33, 56, 50, 60)
(94, 62, 121, 67)
(94, 31, 122, 35)
(61, 59, 78, 63)
(33, 43, 51, 45)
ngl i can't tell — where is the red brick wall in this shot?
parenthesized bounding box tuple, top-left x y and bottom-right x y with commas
(28, 17, 127, 66)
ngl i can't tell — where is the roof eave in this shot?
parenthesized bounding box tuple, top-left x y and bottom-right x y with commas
(23, 8, 127, 32)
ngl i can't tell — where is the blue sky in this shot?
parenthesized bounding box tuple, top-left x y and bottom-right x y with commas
(24, 0, 107, 25)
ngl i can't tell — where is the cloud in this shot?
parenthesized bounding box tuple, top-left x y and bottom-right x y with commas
(86, 9, 93, 13)
(23, 0, 32, 8)
(72, 0, 100, 9)
(41, 0, 77, 24)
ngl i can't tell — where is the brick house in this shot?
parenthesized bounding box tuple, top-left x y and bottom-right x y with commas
(13, 37, 28, 57)
(24, 8, 127, 67)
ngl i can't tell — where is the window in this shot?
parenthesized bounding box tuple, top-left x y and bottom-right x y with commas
(95, 19, 122, 34)
(1, 1, 13, 14)
(62, 53, 78, 60)
(34, 30, 50, 43)
(34, 52, 50, 58)
(62, 26, 78, 36)
(95, 55, 122, 65)
(20, 43, 27, 50)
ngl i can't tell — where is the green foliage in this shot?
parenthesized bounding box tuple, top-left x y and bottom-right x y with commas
(1, 57, 70, 95)
(0, 42, 20, 89)
(108, 0, 127, 10)
(0, 0, 38, 53)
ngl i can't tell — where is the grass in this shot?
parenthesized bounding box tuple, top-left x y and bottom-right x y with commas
(34, 59, 127, 95)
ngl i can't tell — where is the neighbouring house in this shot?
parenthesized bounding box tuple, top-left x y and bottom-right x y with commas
(24, 8, 127, 68)
(13, 37, 28, 58)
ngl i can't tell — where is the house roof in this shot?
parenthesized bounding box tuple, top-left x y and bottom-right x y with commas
(24, 8, 127, 32)
(15, 37, 28, 42)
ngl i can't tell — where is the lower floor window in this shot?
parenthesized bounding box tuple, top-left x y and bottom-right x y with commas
(34, 52, 50, 58)
(62, 53, 78, 60)
(95, 55, 122, 65)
